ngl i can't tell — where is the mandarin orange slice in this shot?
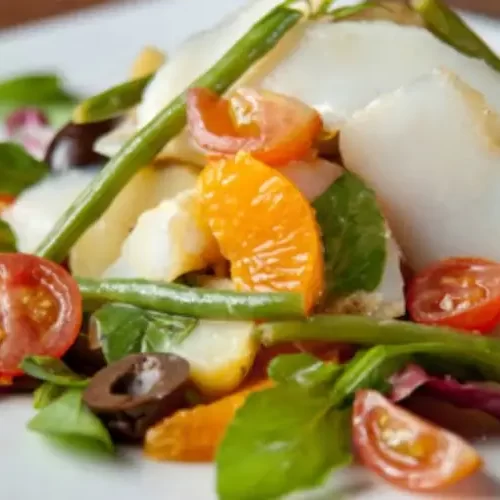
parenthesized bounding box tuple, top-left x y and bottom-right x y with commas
(144, 381, 271, 462)
(197, 152, 324, 313)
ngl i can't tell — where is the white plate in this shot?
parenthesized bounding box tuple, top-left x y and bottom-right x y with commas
(3, 1, 500, 499)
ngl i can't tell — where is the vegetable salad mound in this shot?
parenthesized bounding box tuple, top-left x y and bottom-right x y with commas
(2, 1, 500, 499)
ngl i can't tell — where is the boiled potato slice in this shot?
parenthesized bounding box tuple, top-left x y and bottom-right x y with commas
(103, 188, 220, 282)
(70, 164, 199, 278)
(172, 319, 258, 395)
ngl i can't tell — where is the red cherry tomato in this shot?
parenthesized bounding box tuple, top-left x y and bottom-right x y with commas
(187, 87, 322, 166)
(0, 194, 15, 214)
(0, 253, 82, 376)
(353, 390, 482, 492)
(407, 257, 500, 333)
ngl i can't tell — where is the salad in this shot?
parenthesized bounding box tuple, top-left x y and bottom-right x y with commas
(3, 0, 500, 498)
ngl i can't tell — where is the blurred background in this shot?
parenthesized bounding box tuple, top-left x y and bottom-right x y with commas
(0, 0, 499, 29)
(1, 0, 500, 98)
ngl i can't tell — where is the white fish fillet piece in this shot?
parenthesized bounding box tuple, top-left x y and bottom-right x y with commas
(104, 189, 220, 282)
(97, 21, 500, 164)
(340, 69, 500, 272)
(70, 164, 199, 278)
(2, 169, 98, 253)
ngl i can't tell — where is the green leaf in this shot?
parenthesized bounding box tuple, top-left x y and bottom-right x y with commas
(0, 143, 49, 196)
(268, 353, 342, 388)
(216, 384, 352, 500)
(0, 74, 78, 126)
(33, 383, 65, 409)
(28, 388, 114, 454)
(0, 102, 76, 128)
(329, 342, 476, 407)
(21, 356, 88, 387)
(412, 0, 500, 73)
(330, 346, 411, 406)
(313, 172, 386, 298)
(92, 303, 198, 363)
(0, 219, 16, 252)
(0, 74, 76, 105)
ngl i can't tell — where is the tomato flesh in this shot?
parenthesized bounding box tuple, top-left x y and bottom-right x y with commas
(407, 257, 500, 333)
(353, 390, 482, 492)
(187, 87, 322, 166)
(0, 253, 82, 376)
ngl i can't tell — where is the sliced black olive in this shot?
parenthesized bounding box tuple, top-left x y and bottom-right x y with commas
(83, 353, 190, 440)
(44, 118, 119, 172)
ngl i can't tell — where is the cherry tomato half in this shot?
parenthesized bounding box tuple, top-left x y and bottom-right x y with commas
(407, 257, 500, 333)
(186, 87, 322, 166)
(0, 253, 82, 376)
(353, 390, 482, 492)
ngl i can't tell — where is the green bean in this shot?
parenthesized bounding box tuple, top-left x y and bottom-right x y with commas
(260, 315, 500, 378)
(73, 74, 154, 124)
(36, 6, 303, 262)
(330, 343, 500, 406)
(78, 278, 305, 320)
(412, 0, 500, 72)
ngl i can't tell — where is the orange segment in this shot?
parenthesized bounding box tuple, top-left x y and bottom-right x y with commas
(144, 381, 271, 462)
(198, 152, 324, 312)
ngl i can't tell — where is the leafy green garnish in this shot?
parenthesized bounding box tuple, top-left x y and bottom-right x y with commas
(28, 388, 114, 454)
(313, 172, 386, 298)
(0, 143, 49, 196)
(0, 74, 75, 105)
(268, 353, 341, 388)
(216, 384, 352, 500)
(21, 356, 88, 387)
(91, 303, 198, 363)
(0, 219, 16, 252)
(217, 338, 492, 499)
(0, 74, 77, 125)
(33, 383, 65, 410)
(412, 0, 500, 72)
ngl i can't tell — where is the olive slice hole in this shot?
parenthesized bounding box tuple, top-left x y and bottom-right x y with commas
(111, 357, 163, 397)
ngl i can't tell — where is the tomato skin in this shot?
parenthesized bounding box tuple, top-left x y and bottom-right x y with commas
(407, 257, 500, 333)
(0, 194, 15, 214)
(0, 254, 82, 376)
(187, 87, 322, 166)
(353, 390, 482, 492)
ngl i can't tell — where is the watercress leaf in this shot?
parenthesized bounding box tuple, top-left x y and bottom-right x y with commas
(313, 172, 386, 298)
(28, 388, 114, 454)
(268, 353, 342, 388)
(329, 342, 473, 407)
(0, 143, 49, 195)
(0, 219, 16, 252)
(216, 384, 352, 500)
(33, 382, 65, 409)
(331, 346, 411, 407)
(0, 74, 76, 105)
(92, 303, 198, 363)
(21, 356, 88, 387)
(0, 102, 76, 128)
